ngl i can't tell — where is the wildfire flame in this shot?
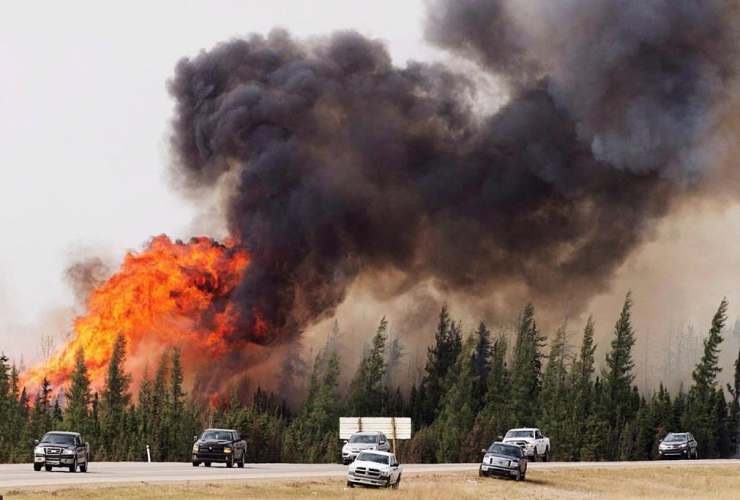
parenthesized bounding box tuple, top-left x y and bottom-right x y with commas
(23, 235, 250, 392)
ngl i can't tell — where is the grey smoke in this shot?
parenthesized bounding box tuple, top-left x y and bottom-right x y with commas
(167, 0, 739, 341)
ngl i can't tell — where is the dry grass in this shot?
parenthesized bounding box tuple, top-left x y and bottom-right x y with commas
(3, 465, 740, 500)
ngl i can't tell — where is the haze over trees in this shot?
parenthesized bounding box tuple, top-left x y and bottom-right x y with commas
(1, 295, 739, 463)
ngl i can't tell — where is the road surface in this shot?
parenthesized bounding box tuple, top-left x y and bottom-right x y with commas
(0, 460, 737, 489)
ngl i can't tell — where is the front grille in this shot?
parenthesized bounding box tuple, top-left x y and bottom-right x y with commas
(354, 467, 381, 478)
(45, 448, 62, 455)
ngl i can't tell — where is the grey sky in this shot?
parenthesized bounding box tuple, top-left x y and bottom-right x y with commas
(0, 0, 436, 356)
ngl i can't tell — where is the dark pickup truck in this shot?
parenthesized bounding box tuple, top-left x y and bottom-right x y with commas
(192, 428, 247, 468)
(33, 431, 90, 473)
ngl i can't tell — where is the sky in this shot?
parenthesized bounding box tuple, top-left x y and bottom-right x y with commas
(2, 0, 740, 383)
(0, 0, 439, 359)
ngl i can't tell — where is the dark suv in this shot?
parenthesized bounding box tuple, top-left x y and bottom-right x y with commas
(192, 428, 247, 468)
(658, 432, 698, 460)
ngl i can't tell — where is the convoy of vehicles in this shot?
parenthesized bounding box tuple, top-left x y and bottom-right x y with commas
(658, 432, 698, 460)
(192, 428, 247, 468)
(501, 428, 550, 461)
(27, 424, 702, 488)
(479, 442, 528, 481)
(346, 450, 403, 488)
(341, 431, 392, 465)
(33, 431, 90, 473)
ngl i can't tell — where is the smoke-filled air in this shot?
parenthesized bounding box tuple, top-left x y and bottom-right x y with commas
(23, 0, 740, 397)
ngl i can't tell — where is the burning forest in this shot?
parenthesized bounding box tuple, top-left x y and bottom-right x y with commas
(17, 0, 740, 406)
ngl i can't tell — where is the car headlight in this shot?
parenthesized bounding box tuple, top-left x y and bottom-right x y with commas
(34, 447, 44, 455)
(368, 446, 376, 450)
(348, 469, 356, 476)
(224, 447, 232, 453)
(192, 445, 199, 452)
(380, 471, 391, 477)
(679, 443, 687, 448)
(526, 443, 534, 447)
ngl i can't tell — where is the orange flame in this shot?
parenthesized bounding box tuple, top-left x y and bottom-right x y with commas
(23, 235, 250, 392)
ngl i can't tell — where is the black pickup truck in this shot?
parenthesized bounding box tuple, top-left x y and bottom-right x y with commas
(33, 431, 90, 472)
(192, 428, 247, 468)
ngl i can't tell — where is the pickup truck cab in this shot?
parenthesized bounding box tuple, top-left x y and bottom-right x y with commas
(341, 431, 391, 465)
(347, 450, 402, 488)
(502, 428, 550, 461)
(33, 431, 89, 473)
(192, 428, 247, 468)
(479, 442, 527, 481)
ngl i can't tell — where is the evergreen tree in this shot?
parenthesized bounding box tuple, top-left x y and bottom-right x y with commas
(601, 293, 638, 459)
(540, 321, 570, 459)
(728, 344, 740, 457)
(64, 347, 93, 436)
(100, 333, 132, 460)
(419, 306, 462, 426)
(348, 317, 389, 416)
(689, 298, 728, 457)
(509, 302, 546, 426)
(566, 315, 597, 460)
(471, 322, 492, 403)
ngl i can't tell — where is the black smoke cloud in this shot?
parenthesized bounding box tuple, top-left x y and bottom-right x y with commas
(167, 0, 739, 340)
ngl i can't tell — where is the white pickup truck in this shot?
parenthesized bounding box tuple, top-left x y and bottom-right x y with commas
(501, 428, 550, 461)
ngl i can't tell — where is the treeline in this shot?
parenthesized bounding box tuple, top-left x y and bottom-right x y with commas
(2, 293, 740, 463)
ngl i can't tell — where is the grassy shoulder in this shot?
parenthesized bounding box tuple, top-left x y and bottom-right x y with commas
(3, 465, 739, 500)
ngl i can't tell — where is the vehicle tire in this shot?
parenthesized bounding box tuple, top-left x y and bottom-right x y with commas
(521, 472, 526, 481)
(238, 451, 245, 469)
(392, 475, 401, 489)
(515, 470, 522, 482)
(204, 462, 211, 467)
(542, 447, 550, 462)
(34, 463, 42, 472)
(192, 461, 200, 467)
(80, 456, 88, 473)
(346, 480, 354, 488)
(45, 465, 53, 472)
(532, 450, 538, 462)
(69, 456, 77, 473)
(478, 466, 484, 478)
(226, 456, 234, 468)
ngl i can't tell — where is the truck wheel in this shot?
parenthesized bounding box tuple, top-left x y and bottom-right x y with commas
(45, 465, 53, 472)
(346, 480, 354, 488)
(204, 462, 211, 467)
(192, 461, 200, 467)
(521, 471, 526, 481)
(531, 450, 538, 462)
(80, 455, 88, 473)
(515, 470, 522, 482)
(34, 463, 42, 472)
(69, 456, 78, 473)
(226, 456, 234, 468)
(478, 466, 484, 478)
(542, 447, 550, 462)
(238, 452, 245, 469)
(392, 475, 402, 489)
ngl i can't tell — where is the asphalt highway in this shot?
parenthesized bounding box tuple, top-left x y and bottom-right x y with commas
(0, 459, 737, 489)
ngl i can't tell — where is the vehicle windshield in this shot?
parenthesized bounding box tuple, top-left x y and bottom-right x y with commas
(505, 430, 534, 439)
(664, 434, 688, 443)
(349, 434, 379, 444)
(201, 431, 234, 441)
(357, 452, 390, 465)
(488, 443, 521, 458)
(41, 433, 76, 445)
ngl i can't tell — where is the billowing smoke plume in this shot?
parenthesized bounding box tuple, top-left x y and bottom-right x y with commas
(168, 0, 740, 340)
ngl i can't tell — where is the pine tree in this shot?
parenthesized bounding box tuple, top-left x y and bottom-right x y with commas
(689, 298, 728, 458)
(481, 335, 511, 436)
(566, 315, 597, 460)
(348, 317, 389, 416)
(419, 305, 462, 426)
(509, 302, 546, 426)
(601, 292, 638, 460)
(471, 322, 492, 403)
(435, 334, 479, 462)
(100, 333, 132, 461)
(64, 347, 93, 436)
(540, 321, 570, 459)
(728, 344, 740, 457)
(385, 333, 406, 390)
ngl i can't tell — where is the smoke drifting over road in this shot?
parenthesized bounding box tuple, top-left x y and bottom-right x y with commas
(168, 0, 740, 339)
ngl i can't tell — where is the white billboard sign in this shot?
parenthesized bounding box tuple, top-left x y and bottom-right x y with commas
(339, 417, 412, 440)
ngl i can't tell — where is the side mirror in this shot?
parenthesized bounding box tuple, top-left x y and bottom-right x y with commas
(343, 440, 348, 445)
(194, 435, 199, 441)
(34, 439, 40, 446)
(659, 439, 663, 443)
(497, 435, 504, 440)
(481, 448, 487, 454)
